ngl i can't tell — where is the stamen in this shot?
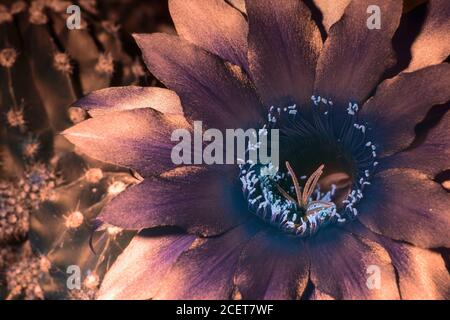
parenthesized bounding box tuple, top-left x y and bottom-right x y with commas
(278, 162, 326, 210)
(285, 161, 303, 206)
(302, 164, 324, 205)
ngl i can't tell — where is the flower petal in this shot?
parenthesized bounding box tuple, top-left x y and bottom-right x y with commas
(382, 2, 429, 79)
(381, 111, 450, 176)
(72, 86, 183, 117)
(308, 227, 400, 300)
(133, 33, 262, 129)
(358, 168, 450, 248)
(153, 223, 261, 299)
(361, 63, 450, 157)
(314, 0, 402, 106)
(348, 222, 450, 300)
(313, 0, 351, 32)
(227, 0, 246, 14)
(379, 241, 450, 300)
(169, 0, 249, 70)
(98, 166, 248, 236)
(233, 229, 309, 300)
(308, 288, 335, 300)
(246, 0, 322, 108)
(406, 0, 450, 72)
(98, 230, 195, 300)
(63, 108, 190, 177)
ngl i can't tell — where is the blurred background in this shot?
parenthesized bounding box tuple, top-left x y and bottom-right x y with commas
(0, 0, 433, 300)
(0, 0, 174, 300)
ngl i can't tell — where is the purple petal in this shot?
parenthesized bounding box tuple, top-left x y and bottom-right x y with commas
(382, 111, 450, 176)
(98, 166, 248, 236)
(314, 0, 402, 106)
(246, 0, 322, 108)
(98, 231, 195, 300)
(358, 168, 450, 248)
(378, 240, 450, 300)
(169, 0, 249, 70)
(153, 223, 261, 299)
(308, 227, 400, 299)
(72, 86, 183, 117)
(133, 33, 262, 129)
(406, 0, 450, 72)
(347, 222, 450, 300)
(63, 108, 190, 177)
(361, 63, 450, 157)
(234, 229, 309, 300)
(313, 0, 351, 32)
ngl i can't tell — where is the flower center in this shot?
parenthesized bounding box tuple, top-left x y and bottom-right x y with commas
(239, 97, 377, 237)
